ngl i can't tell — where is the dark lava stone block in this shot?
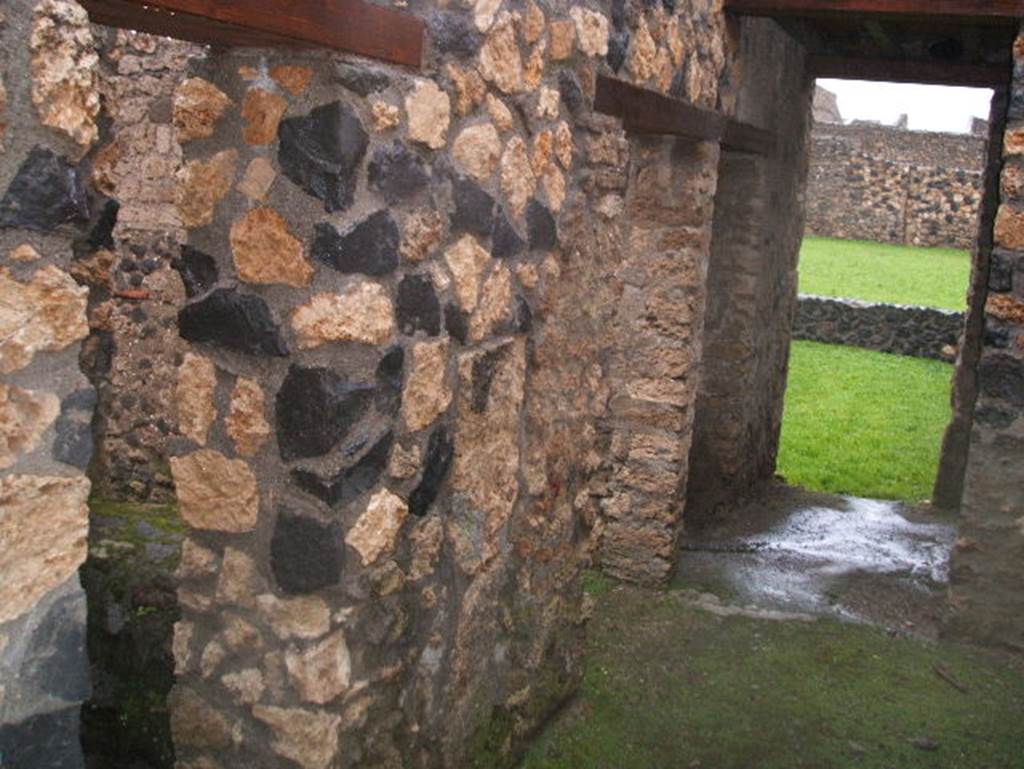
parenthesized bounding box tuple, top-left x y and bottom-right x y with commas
(0, 147, 90, 232)
(444, 302, 469, 344)
(989, 250, 1015, 293)
(611, 0, 627, 29)
(333, 62, 391, 96)
(172, 245, 219, 299)
(558, 70, 586, 117)
(428, 12, 481, 58)
(607, 31, 630, 73)
(276, 365, 377, 461)
(312, 210, 400, 275)
(278, 101, 369, 212)
(292, 431, 393, 506)
(451, 176, 495, 236)
(984, 324, 1010, 349)
(513, 294, 533, 334)
(470, 346, 503, 412)
(368, 141, 429, 204)
(178, 289, 288, 357)
(975, 403, 1016, 429)
(375, 345, 405, 416)
(53, 389, 96, 471)
(491, 210, 525, 259)
(271, 509, 343, 594)
(670, 68, 687, 98)
(86, 199, 119, 252)
(526, 200, 557, 250)
(397, 274, 441, 336)
(979, 354, 1024, 406)
(409, 426, 454, 517)
(0, 707, 86, 769)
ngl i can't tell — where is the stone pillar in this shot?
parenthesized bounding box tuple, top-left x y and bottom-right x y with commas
(946, 27, 1024, 652)
(0, 1, 101, 765)
(933, 87, 1008, 510)
(687, 18, 814, 523)
(596, 134, 720, 583)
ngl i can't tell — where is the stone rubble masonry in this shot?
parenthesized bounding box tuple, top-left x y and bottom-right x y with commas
(0, 2, 898, 769)
(29, 0, 100, 148)
(0, 474, 91, 624)
(946, 25, 1024, 652)
(176, 352, 217, 445)
(0, 4, 102, 760)
(805, 122, 985, 250)
(0, 265, 89, 375)
(169, 450, 259, 532)
(151, 1, 752, 765)
(677, 17, 812, 534)
(793, 295, 964, 361)
(86, 28, 206, 502)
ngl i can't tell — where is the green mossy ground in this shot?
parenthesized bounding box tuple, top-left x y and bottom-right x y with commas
(798, 237, 971, 311)
(777, 341, 953, 504)
(521, 578, 1024, 769)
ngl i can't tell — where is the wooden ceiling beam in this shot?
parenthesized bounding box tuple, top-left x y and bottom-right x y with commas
(808, 54, 1011, 87)
(864, 20, 903, 58)
(594, 75, 776, 155)
(80, 0, 424, 68)
(724, 0, 1023, 25)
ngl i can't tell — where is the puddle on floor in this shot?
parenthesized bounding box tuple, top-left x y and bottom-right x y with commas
(676, 484, 957, 636)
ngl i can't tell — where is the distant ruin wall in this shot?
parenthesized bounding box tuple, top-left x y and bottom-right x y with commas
(805, 123, 986, 249)
(793, 294, 963, 361)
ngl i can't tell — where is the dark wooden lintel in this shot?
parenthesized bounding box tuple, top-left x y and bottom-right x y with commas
(808, 54, 1011, 87)
(80, 0, 424, 69)
(594, 75, 776, 155)
(724, 0, 1024, 25)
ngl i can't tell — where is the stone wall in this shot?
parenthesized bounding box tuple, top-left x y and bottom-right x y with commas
(947, 29, 1024, 653)
(154, 3, 754, 768)
(685, 20, 811, 526)
(793, 294, 964, 361)
(815, 121, 988, 169)
(0, 0, 774, 765)
(79, 29, 203, 503)
(0, 2, 98, 764)
(805, 122, 985, 249)
(14, 2, 1024, 768)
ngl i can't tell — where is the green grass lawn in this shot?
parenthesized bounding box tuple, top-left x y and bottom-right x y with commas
(521, 584, 1024, 769)
(777, 341, 953, 504)
(799, 237, 971, 310)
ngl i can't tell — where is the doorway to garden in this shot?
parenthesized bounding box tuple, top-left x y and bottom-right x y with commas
(779, 78, 997, 510)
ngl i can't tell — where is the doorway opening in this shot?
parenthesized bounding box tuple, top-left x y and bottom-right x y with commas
(781, 78, 995, 508)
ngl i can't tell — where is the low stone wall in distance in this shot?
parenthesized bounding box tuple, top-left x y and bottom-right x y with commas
(793, 294, 964, 361)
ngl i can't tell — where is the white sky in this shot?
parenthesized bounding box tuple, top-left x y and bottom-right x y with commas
(818, 79, 994, 134)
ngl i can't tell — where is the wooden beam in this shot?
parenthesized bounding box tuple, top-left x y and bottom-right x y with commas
(80, 0, 424, 68)
(594, 75, 776, 155)
(808, 54, 1011, 87)
(864, 20, 903, 58)
(82, 0, 312, 49)
(724, 0, 1024, 25)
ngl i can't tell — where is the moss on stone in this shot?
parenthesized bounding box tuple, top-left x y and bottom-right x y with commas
(465, 705, 516, 769)
(81, 497, 182, 768)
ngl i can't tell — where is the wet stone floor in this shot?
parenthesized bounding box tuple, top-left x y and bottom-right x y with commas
(676, 483, 958, 637)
